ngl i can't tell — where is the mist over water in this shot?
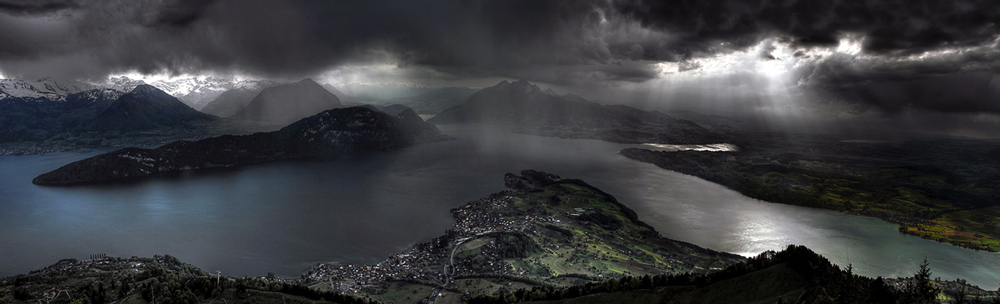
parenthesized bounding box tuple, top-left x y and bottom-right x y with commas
(1, 125, 997, 287)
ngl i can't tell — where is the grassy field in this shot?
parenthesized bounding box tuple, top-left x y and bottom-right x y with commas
(902, 205, 1000, 251)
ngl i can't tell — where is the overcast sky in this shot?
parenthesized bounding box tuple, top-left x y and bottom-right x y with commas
(1, 0, 999, 137)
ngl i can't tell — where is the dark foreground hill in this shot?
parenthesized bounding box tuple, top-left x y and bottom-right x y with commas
(469, 245, 908, 304)
(428, 80, 723, 144)
(298, 170, 743, 303)
(33, 106, 450, 185)
(0, 255, 376, 304)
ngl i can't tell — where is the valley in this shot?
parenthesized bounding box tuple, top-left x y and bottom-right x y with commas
(4, 170, 997, 304)
(3, 1, 1000, 303)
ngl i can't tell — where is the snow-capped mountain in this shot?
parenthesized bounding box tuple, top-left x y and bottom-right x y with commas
(146, 76, 234, 110)
(86, 85, 216, 132)
(0, 78, 98, 100)
(65, 88, 125, 106)
(99, 77, 281, 110)
(233, 79, 280, 91)
(100, 76, 147, 93)
(1, 76, 280, 110)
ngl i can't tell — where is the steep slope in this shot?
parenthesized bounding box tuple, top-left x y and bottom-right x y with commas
(54, 89, 124, 131)
(428, 80, 722, 144)
(85, 85, 216, 132)
(0, 89, 122, 143)
(199, 80, 281, 117)
(321, 83, 359, 105)
(231, 79, 342, 126)
(33, 106, 449, 185)
(379, 104, 413, 116)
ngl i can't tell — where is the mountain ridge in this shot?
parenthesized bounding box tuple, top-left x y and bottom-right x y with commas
(33, 106, 449, 185)
(429, 80, 724, 145)
(231, 78, 343, 127)
(85, 85, 217, 132)
(200, 80, 283, 117)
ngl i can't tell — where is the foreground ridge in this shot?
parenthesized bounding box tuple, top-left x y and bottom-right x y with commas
(299, 170, 743, 303)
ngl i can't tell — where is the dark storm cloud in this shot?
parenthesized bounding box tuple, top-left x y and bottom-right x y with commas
(368, 0, 665, 83)
(822, 73, 1000, 114)
(789, 42, 1000, 114)
(0, 9, 74, 59)
(0, 0, 77, 16)
(150, 0, 219, 28)
(614, 0, 1000, 56)
(0, 0, 671, 84)
(612, 0, 1000, 115)
(1, 0, 998, 94)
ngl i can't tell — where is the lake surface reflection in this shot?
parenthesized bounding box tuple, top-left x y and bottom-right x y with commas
(1, 125, 997, 287)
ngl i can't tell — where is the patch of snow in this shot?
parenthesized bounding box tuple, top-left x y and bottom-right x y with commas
(0, 78, 96, 99)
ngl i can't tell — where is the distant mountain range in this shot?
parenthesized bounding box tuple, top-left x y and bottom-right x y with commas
(0, 78, 100, 99)
(0, 76, 725, 154)
(33, 106, 451, 185)
(0, 76, 296, 110)
(428, 80, 724, 144)
(0, 84, 249, 154)
(0, 76, 371, 154)
(98, 76, 280, 110)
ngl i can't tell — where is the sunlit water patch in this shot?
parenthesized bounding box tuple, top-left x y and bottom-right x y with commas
(639, 143, 739, 152)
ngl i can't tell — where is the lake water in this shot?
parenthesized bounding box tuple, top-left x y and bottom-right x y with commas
(1, 125, 998, 287)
